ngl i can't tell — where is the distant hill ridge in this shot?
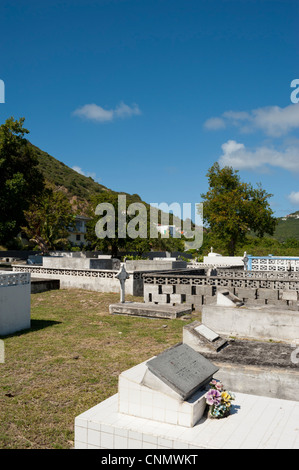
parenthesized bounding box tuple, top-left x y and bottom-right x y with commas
(29, 142, 174, 223)
(30, 142, 144, 208)
(29, 142, 299, 241)
(274, 210, 299, 242)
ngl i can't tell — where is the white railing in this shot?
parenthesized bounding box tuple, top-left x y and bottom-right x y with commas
(247, 255, 299, 272)
(12, 265, 144, 281)
(142, 270, 299, 291)
(187, 262, 240, 269)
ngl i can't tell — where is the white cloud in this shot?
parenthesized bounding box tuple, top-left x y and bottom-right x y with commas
(72, 166, 85, 175)
(222, 110, 250, 121)
(204, 104, 299, 137)
(288, 191, 299, 205)
(73, 104, 114, 122)
(204, 117, 226, 130)
(72, 101, 141, 123)
(114, 102, 141, 119)
(72, 166, 99, 181)
(252, 105, 299, 136)
(218, 139, 299, 172)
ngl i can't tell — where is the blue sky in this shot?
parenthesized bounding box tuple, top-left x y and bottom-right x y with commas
(1, 0, 299, 220)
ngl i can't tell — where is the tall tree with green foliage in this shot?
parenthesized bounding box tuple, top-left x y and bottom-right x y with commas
(22, 184, 75, 253)
(0, 117, 44, 245)
(86, 192, 185, 257)
(86, 192, 150, 257)
(200, 163, 277, 256)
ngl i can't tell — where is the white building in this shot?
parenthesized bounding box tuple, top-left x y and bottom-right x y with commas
(68, 215, 91, 247)
(156, 224, 178, 237)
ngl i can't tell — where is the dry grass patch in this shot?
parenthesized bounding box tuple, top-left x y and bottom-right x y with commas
(0, 289, 200, 449)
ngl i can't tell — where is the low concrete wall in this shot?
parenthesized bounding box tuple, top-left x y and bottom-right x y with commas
(203, 255, 244, 266)
(214, 362, 299, 402)
(0, 272, 31, 336)
(202, 304, 299, 343)
(125, 260, 187, 271)
(12, 266, 144, 296)
(43, 257, 120, 270)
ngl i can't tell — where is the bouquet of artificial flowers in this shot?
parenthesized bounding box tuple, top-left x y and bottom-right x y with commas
(205, 379, 235, 419)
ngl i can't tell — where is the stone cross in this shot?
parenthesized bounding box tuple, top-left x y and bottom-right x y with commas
(243, 251, 248, 271)
(115, 263, 130, 303)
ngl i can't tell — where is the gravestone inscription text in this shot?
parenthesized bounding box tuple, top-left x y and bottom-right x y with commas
(146, 343, 219, 400)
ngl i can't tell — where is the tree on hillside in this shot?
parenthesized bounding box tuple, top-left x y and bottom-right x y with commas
(0, 117, 45, 245)
(22, 184, 75, 253)
(200, 162, 277, 256)
(86, 193, 149, 257)
(86, 193, 185, 257)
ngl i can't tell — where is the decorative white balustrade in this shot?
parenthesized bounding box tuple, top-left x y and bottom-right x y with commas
(143, 269, 299, 292)
(0, 271, 30, 288)
(12, 265, 143, 280)
(247, 255, 299, 272)
(11, 265, 144, 296)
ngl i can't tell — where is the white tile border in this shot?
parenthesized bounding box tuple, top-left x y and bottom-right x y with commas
(75, 391, 299, 449)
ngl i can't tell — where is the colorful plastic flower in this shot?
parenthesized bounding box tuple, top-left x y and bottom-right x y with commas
(221, 391, 232, 402)
(206, 381, 235, 418)
(205, 388, 221, 406)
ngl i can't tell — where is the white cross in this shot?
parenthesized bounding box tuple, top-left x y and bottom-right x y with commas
(115, 263, 130, 303)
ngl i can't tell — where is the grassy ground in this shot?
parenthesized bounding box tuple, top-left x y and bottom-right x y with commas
(0, 289, 200, 449)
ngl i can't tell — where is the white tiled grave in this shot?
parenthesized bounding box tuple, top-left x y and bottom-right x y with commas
(74, 391, 299, 449)
(117, 359, 207, 427)
(74, 358, 299, 449)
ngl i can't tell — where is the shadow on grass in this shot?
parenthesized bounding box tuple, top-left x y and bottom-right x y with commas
(0, 319, 62, 339)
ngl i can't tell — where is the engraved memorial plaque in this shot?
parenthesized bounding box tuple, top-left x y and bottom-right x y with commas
(146, 343, 219, 400)
(194, 324, 219, 342)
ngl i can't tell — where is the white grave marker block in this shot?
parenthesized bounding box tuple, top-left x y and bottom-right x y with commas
(195, 324, 219, 342)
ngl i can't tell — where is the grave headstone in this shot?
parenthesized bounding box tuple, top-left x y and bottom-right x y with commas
(195, 324, 219, 342)
(145, 343, 219, 400)
(183, 320, 228, 353)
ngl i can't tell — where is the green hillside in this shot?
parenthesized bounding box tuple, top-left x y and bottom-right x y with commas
(30, 141, 299, 248)
(31, 143, 115, 200)
(274, 211, 299, 242)
(30, 142, 144, 206)
(29, 142, 174, 223)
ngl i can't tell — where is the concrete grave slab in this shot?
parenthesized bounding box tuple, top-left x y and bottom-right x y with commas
(146, 343, 219, 400)
(183, 320, 228, 354)
(201, 338, 299, 402)
(202, 304, 299, 343)
(109, 302, 191, 319)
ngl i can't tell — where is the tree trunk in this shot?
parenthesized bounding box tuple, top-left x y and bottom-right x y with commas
(228, 238, 236, 257)
(111, 242, 118, 258)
